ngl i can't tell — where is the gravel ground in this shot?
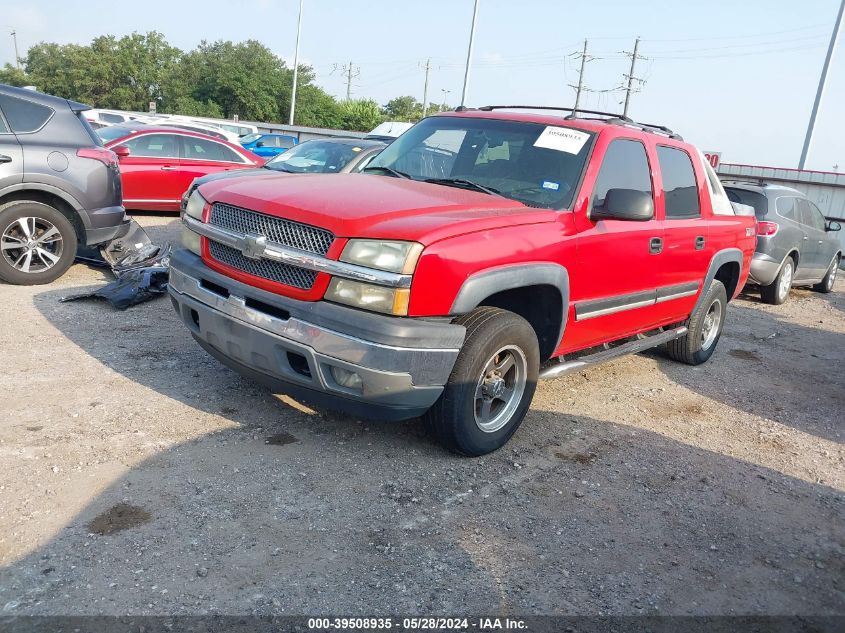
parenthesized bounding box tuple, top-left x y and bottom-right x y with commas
(0, 214, 842, 617)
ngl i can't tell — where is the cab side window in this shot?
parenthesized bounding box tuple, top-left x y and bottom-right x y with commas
(656, 146, 700, 218)
(591, 139, 652, 210)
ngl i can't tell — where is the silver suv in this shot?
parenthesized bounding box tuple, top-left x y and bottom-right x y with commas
(0, 85, 128, 285)
(724, 182, 841, 304)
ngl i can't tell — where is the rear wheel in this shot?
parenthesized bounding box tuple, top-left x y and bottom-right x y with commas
(813, 256, 839, 293)
(760, 257, 793, 305)
(424, 307, 539, 456)
(666, 279, 727, 365)
(0, 201, 77, 285)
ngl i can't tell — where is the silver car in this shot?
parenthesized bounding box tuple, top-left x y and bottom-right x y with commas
(724, 182, 841, 304)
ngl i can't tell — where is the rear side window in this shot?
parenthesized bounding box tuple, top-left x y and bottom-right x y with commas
(0, 94, 54, 133)
(591, 139, 653, 209)
(181, 136, 244, 163)
(657, 146, 700, 218)
(776, 197, 797, 221)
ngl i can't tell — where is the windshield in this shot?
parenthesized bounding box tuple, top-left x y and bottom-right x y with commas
(265, 140, 364, 173)
(365, 116, 594, 209)
(96, 125, 135, 142)
(241, 133, 262, 144)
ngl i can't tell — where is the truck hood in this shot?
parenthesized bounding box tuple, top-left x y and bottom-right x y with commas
(198, 173, 556, 244)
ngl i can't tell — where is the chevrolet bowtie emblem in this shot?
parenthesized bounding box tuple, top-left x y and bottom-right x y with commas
(241, 233, 267, 260)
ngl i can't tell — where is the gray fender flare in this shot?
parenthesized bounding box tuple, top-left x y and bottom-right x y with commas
(695, 248, 743, 313)
(450, 262, 570, 350)
(0, 183, 87, 227)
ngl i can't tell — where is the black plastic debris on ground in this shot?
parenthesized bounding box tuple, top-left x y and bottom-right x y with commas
(61, 265, 170, 310)
(64, 219, 172, 310)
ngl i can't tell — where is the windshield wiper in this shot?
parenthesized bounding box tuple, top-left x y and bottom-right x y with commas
(424, 177, 505, 198)
(266, 164, 295, 173)
(362, 165, 412, 179)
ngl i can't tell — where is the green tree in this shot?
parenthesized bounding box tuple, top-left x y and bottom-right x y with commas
(383, 95, 423, 121)
(338, 99, 383, 132)
(0, 64, 28, 87)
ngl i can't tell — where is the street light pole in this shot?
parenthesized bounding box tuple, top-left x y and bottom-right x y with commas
(460, 0, 480, 107)
(441, 88, 451, 110)
(798, 0, 844, 169)
(288, 0, 304, 126)
(10, 29, 20, 69)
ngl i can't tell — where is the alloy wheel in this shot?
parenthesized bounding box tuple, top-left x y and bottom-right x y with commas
(474, 345, 528, 433)
(1, 217, 64, 274)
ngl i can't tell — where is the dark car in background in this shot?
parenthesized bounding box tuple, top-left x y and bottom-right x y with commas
(0, 84, 128, 285)
(180, 138, 386, 210)
(724, 182, 841, 304)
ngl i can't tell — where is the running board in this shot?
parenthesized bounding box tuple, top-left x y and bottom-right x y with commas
(539, 326, 688, 380)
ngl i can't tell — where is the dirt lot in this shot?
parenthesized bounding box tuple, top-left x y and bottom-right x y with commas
(0, 214, 842, 616)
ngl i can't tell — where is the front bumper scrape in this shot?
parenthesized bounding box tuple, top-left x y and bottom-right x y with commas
(167, 249, 465, 421)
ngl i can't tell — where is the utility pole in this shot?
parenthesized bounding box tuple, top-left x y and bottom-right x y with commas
(799, 0, 844, 169)
(421, 58, 431, 117)
(622, 37, 644, 118)
(288, 0, 304, 126)
(343, 61, 360, 100)
(10, 30, 20, 69)
(571, 39, 589, 115)
(460, 0, 480, 107)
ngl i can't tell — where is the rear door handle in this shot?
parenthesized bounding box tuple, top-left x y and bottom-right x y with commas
(0, 154, 12, 164)
(649, 237, 663, 254)
(695, 236, 705, 250)
(161, 165, 177, 171)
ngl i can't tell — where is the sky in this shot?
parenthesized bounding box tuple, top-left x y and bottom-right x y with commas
(0, 0, 843, 172)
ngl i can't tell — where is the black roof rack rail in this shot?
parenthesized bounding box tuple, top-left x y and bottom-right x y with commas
(471, 105, 683, 141)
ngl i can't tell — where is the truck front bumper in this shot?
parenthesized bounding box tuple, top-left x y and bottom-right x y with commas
(167, 249, 464, 421)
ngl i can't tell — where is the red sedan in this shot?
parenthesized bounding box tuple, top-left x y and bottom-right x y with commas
(102, 127, 263, 212)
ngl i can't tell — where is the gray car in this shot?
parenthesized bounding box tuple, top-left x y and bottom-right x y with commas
(180, 138, 386, 210)
(0, 85, 128, 284)
(724, 182, 841, 304)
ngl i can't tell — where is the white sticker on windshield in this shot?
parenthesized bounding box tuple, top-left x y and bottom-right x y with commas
(533, 126, 590, 154)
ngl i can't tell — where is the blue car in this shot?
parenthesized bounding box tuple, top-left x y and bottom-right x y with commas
(240, 133, 298, 157)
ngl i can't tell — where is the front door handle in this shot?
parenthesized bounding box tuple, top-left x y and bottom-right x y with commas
(695, 236, 705, 250)
(649, 237, 663, 254)
(0, 154, 12, 164)
(161, 165, 176, 171)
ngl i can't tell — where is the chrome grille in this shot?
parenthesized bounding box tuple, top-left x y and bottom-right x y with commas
(209, 202, 334, 255)
(208, 241, 318, 290)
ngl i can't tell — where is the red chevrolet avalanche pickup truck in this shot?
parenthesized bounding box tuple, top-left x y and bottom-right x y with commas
(170, 106, 756, 455)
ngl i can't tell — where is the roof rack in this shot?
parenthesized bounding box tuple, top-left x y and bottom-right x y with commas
(468, 105, 683, 140)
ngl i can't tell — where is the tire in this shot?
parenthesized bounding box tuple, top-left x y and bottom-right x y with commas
(666, 279, 728, 366)
(760, 257, 793, 305)
(424, 307, 540, 456)
(0, 201, 78, 285)
(812, 256, 839, 293)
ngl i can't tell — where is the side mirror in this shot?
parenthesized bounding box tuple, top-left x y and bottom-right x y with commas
(255, 141, 265, 147)
(826, 220, 841, 232)
(113, 145, 130, 158)
(591, 188, 654, 222)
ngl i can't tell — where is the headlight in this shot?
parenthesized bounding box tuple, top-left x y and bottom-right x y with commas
(324, 278, 411, 316)
(184, 188, 206, 220)
(340, 239, 422, 274)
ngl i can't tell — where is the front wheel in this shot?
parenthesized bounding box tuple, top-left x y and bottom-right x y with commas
(813, 256, 839, 293)
(425, 307, 539, 456)
(666, 279, 727, 365)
